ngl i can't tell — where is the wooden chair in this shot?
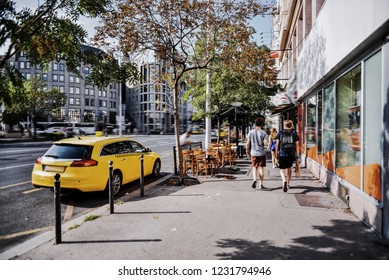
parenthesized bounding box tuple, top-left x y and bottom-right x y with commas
(207, 146, 221, 168)
(181, 149, 195, 174)
(221, 145, 235, 167)
(193, 150, 213, 178)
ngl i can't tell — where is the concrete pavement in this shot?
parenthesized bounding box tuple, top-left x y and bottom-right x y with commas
(1, 157, 389, 260)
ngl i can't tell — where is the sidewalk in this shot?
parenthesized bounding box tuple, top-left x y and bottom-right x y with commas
(2, 158, 389, 260)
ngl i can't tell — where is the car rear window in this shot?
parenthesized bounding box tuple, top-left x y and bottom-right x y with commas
(44, 144, 93, 160)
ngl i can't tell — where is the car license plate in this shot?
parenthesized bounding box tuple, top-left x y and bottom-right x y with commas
(44, 165, 65, 173)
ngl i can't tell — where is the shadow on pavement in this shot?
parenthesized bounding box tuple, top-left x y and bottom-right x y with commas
(215, 219, 389, 260)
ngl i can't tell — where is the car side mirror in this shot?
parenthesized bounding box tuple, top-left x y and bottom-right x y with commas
(145, 147, 152, 152)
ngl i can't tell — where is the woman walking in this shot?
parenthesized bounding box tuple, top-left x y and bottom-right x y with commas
(268, 128, 279, 168)
(276, 120, 300, 192)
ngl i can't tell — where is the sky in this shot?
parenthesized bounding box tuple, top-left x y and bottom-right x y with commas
(1, 0, 273, 54)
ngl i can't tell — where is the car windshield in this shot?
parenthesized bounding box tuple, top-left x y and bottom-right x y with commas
(44, 144, 92, 160)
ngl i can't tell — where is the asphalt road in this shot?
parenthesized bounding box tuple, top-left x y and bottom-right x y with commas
(0, 134, 204, 254)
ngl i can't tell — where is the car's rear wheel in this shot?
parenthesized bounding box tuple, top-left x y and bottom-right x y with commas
(152, 160, 161, 177)
(105, 171, 122, 196)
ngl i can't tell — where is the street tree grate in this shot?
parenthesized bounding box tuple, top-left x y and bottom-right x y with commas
(294, 194, 348, 209)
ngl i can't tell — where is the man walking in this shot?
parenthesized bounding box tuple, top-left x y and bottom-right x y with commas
(246, 117, 268, 189)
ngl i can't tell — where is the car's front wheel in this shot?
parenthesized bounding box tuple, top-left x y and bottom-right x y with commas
(152, 160, 161, 177)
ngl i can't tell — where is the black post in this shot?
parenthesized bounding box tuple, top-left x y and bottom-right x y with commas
(108, 160, 114, 214)
(140, 154, 144, 197)
(54, 173, 61, 244)
(235, 107, 239, 145)
(173, 146, 178, 175)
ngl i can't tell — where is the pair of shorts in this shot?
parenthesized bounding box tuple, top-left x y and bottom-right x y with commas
(251, 155, 266, 168)
(278, 155, 295, 169)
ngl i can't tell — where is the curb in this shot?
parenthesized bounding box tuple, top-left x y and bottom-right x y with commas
(0, 173, 173, 260)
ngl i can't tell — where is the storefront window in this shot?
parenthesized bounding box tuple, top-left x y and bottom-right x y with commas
(306, 95, 317, 161)
(317, 90, 323, 162)
(336, 65, 361, 187)
(322, 83, 335, 172)
(363, 51, 382, 201)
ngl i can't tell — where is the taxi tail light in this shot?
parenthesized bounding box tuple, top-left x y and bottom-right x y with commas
(70, 159, 98, 167)
(35, 157, 42, 164)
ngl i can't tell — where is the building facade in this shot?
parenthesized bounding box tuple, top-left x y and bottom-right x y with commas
(3, 46, 120, 126)
(271, 0, 389, 238)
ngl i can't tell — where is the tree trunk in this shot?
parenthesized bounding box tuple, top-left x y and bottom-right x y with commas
(173, 82, 184, 185)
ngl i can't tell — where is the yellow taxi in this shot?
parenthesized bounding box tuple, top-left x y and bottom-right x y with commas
(32, 136, 161, 195)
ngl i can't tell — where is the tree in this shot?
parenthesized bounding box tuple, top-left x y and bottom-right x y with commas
(185, 39, 278, 142)
(3, 77, 66, 138)
(0, 0, 112, 105)
(94, 0, 273, 182)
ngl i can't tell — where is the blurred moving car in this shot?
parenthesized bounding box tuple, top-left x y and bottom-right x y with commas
(191, 125, 204, 134)
(32, 136, 161, 196)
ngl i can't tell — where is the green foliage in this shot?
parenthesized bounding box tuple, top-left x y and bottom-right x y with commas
(3, 78, 66, 133)
(0, 0, 113, 105)
(86, 55, 139, 89)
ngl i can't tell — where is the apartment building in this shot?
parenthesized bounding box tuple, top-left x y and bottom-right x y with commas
(4, 45, 120, 125)
(271, 0, 389, 239)
(126, 59, 193, 134)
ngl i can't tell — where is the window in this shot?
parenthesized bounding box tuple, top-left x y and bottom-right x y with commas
(336, 64, 361, 187)
(70, 76, 74, 83)
(59, 63, 65, 71)
(84, 67, 90, 74)
(69, 98, 74, 105)
(53, 63, 58, 71)
(322, 83, 335, 172)
(59, 75, 65, 82)
(363, 51, 382, 200)
(90, 99, 95, 106)
(75, 98, 80, 105)
(130, 141, 145, 153)
(85, 88, 89, 96)
(69, 87, 74, 94)
(100, 141, 134, 156)
(59, 86, 65, 93)
(317, 90, 322, 159)
(53, 74, 58, 82)
(75, 87, 80, 95)
(75, 77, 80, 84)
(41, 73, 48, 81)
(85, 99, 90, 106)
(90, 89, 94, 96)
(306, 95, 317, 161)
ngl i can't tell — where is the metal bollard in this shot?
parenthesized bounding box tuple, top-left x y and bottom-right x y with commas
(140, 154, 144, 197)
(54, 173, 61, 244)
(108, 160, 114, 214)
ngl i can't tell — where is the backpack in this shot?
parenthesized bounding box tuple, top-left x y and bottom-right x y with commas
(280, 131, 295, 152)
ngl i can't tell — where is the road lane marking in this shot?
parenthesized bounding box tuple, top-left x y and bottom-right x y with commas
(0, 226, 53, 240)
(0, 163, 34, 171)
(22, 188, 42, 194)
(0, 181, 32, 189)
(0, 148, 47, 154)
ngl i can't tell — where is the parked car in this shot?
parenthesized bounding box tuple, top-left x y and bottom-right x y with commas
(32, 136, 161, 196)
